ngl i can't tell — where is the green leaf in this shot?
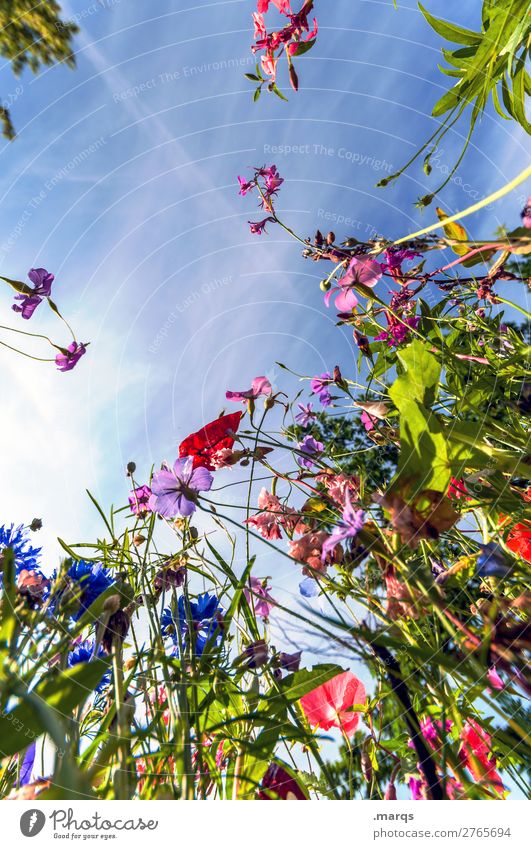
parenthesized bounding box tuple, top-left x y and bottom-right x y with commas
(290, 38, 316, 57)
(0, 660, 111, 758)
(418, 3, 480, 46)
(392, 340, 441, 408)
(261, 664, 344, 717)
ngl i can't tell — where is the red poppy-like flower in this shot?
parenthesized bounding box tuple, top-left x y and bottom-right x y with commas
(300, 671, 366, 736)
(178, 412, 242, 470)
(506, 522, 531, 563)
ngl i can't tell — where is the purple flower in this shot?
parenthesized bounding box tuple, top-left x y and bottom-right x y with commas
(244, 576, 276, 618)
(248, 216, 275, 235)
(295, 402, 317, 427)
(12, 267, 54, 320)
(321, 493, 365, 561)
(375, 316, 420, 346)
(19, 742, 36, 786)
(128, 485, 153, 516)
(310, 372, 332, 407)
(297, 435, 324, 469)
(149, 457, 213, 518)
(55, 342, 87, 372)
(383, 247, 421, 272)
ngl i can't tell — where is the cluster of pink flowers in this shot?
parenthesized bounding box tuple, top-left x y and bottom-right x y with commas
(252, 1, 317, 89)
(245, 487, 303, 540)
(408, 716, 505, 800)
(238, 164, 284, 234)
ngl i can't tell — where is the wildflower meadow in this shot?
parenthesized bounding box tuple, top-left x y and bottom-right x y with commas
(0, 0, 529, 814)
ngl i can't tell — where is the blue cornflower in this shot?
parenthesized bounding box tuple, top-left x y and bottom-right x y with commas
(51, 560, 114, 620)
(67, 639, 111, 693)
(0, 524, 41, 575)
(476, 543, 512, 578)
(162, 592, 224, 657)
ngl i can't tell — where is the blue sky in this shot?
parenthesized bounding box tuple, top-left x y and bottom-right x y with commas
(0, 0, 528, 568)
(0, 0, 529, 798)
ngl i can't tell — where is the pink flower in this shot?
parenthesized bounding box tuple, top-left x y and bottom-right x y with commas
(288, 529, 342, 572)
(238, 176, 255, 196)
(459, 719, 504, 794)
(316, 472, 359, 507)
(244, 576, 276, 618)
(249, 216, 275, 234)
(128, 485, 153, 515)
(226, 375, 272, 403)
(246, 488, 297, 540)
(361, 410, 377, 431)
(300, 671, 366, 736)
(325, 256, 383, 312)
(487, 667, 504, 691)
(253, 12, 267, 38)
(261, 54, 278, 80)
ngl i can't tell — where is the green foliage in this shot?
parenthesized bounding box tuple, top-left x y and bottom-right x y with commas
(0, 1, 78, 139)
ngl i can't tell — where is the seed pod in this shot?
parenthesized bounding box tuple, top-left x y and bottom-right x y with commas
(320, 278, 331, 292)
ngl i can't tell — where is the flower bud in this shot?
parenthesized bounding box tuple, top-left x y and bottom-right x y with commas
(326, 232, 335, 245)
(384, 782, 397, 800)
(103, 594, 121, 615)
(126, 461, 136, 476)
(29, 518, 42, 532)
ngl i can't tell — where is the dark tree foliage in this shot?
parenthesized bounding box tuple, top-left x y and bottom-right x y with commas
(0, 1, 78, 138)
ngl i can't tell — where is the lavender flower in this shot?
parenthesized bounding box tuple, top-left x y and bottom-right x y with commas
(297, 435, 324, 469)
(321, 493, 365, 561)
(150, 457, 213, 517)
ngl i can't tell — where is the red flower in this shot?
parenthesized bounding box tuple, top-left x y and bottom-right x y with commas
(300, 671, 366, 737)
(459, 719, 504, 795)
(506, 522, 531, 562)
(178, 412, 242, 470)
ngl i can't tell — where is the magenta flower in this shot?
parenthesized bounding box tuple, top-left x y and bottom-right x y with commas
(226, 375, 272, 403)
(249, 217, 275, 235)
(297, 434, 324, 469)
(55, 342, 87, 372)
(12, 268, 54, 320)
(321, 493, 365, 561)
(244, 576, 276, 618)
(324, 256, 383, 313)
(238, 176, 254, 196)
(295, 402, 316, 426)
(375, 315, 420, 346)
(310, 372, 332, 407)
(149, 457, 213, 518)
(128, 485, 153, 516)
(361, 410, 376, 432)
